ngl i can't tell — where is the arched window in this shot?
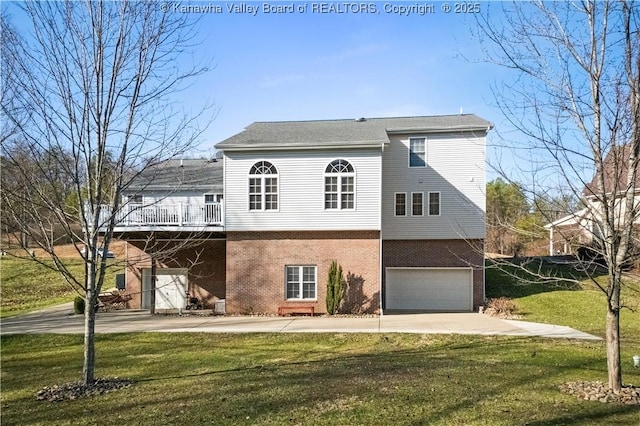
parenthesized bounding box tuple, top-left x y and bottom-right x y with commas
(250, 161, 278, 175)
(324, 159, 355, 210)
(325, 159, 354, 174)
(249, 161, 278, 210)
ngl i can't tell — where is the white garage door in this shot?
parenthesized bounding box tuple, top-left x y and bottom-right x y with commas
(385, 268, 473, 311)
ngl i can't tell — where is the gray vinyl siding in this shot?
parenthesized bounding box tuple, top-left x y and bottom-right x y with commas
(381, 132, 486, 240)
(224, 149, 382, 231)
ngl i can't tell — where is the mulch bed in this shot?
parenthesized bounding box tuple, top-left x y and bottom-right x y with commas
(36, 378, 134, 402)
(560, 381, 640, 405)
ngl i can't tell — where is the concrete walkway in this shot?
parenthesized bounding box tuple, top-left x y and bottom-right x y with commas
(0, 303, 601, 340)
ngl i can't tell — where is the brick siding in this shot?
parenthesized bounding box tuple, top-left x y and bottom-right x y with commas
(226, 231, 380, 315)
(124, 239, 226, 309)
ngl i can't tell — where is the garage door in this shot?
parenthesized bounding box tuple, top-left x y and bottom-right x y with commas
(385, 268, 473, 311)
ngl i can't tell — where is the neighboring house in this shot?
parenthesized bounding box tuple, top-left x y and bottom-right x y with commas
(106, 114, 492, 314)
(544, 145, 640, 255)
(543, 207, 592, 255)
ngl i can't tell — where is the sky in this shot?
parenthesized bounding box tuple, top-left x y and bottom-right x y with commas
(174, 1, 509, 161)
(6, 1, 513, 178)
(7, 1, 636, 199)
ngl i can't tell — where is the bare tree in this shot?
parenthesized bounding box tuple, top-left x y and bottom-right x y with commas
(1, 1, 212, 385)
(477, 1, 639, 391)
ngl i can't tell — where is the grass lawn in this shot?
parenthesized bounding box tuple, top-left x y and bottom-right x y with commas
(2, 333, 640, 425)
(1, 258, 639, 425)
(0, 257, 123, 318)
(485, 260, 640, 346)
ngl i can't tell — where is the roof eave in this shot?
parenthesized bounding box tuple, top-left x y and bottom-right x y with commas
(215, 141, 389, 151)
(386, 125, 492, 135)
(126, 184, 223, 192)
(543, 207, 590, 229)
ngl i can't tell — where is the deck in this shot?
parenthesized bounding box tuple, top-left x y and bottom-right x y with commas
(96, 203, 224, 232)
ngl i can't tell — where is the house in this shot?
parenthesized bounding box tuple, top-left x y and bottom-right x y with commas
(543, 207, 593, 255)
(544, 144, 640, 256)
(107, 114, 492, 314)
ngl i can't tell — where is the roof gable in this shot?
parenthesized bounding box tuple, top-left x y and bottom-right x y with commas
(127, 159, 223, 192)
(584, 144, 640, 197)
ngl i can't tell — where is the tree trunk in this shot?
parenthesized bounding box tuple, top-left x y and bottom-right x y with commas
(82, 291, 96, 385)
(606, 278, 622, 391)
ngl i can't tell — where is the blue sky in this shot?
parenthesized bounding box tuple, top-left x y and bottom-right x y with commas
(182, 2, 508, 159)
(7, 1, 511, 176)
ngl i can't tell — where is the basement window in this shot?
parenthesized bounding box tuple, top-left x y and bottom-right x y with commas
(286, 266, 317, 300)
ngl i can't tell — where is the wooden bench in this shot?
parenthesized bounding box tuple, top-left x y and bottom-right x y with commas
(278, 305, 315, 317)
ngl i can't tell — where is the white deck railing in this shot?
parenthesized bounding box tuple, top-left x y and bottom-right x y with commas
(97, 203, 223, 228)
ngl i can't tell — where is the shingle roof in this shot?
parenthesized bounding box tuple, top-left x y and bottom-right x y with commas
(215, 114, 493, 150)
(127, 159, 223, 191)
(584, 144, 639, 197)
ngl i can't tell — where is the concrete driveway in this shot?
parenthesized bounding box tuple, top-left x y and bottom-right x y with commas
(0, 303, 601, 340)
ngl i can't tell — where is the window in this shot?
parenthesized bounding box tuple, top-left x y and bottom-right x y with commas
(286, 266, 317, 300)
(127, 194, 143, 204)
(409, 138, 426, 167)
(412, 192, 423, 216)
(248, 161, 278, 211)
(204, 194, 223, 204)
(428, 192, 440, 216)
(395, 193, 406, 216)
(324, 159, 355, 210)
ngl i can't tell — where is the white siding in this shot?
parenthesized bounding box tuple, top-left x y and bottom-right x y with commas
(133, 190, 218, 205)
(585, 194, 640, 229)
(381, 133, 485, 240)
(224, 149, 382, 231)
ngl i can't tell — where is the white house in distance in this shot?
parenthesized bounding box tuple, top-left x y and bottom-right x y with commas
(544, 144, 640, 256)
(105, 114, 492, 314)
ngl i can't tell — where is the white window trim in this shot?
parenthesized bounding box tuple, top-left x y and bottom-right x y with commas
(428, 191, 441, 216)
(394, 192, 407, 217)
(285, 265, 318, 301)
(408, 137, 427, 168)
(323, 159, 356, 211)
(411, 192, 424, 217)
(248, 162, 279, 212)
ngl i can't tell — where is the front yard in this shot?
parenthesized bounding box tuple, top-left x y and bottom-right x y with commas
(1, 257, 639, 425)
(2, 333, 639, 425)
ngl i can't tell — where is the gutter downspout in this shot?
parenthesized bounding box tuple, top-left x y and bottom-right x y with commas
(379, 138, 385, 318)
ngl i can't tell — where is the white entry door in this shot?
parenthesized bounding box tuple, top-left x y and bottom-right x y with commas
(154, 272, 188, 310)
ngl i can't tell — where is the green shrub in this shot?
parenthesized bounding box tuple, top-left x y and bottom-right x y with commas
(326, 260, 346, 315)
(73, 296, 85, 315)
